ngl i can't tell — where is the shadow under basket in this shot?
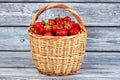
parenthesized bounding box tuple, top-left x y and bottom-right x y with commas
(28, 3, 87, 76)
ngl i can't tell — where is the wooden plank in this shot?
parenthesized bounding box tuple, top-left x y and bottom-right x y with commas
(87, 27, 120, 51)
(0, 52, 120, 79)
(0, 77, 119, 80)
(0, 0, 120, 3)
(0, 3, 120, 26)
(0, 27, 120, 51)
(0, 52, 34, 68)
(0, 52, 120, 68)
(0, 68, 120, 79)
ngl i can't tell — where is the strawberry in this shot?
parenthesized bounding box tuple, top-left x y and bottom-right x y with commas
(44, 32, 53, 36)
(55, 17, 61, 22)
(64, 21, 75, 31)
(34, 30, 40, 35)
(60, 20, 65, 26)
(56, 21, 64, 27)
(34, 22, 45, 35)
(52, 24, 63, 33)
(48, 19, 55, 26)
(34, 22, 44, 30)
(52, 24, 59, 33)
(44, 24, 52, 32)
(69, 27, 79, 35)
(55, 17, 63, 25)
(70, 21, 75, 25)
(56, 29, 68, 36)
(33, 16, 80, 36)
(75, 23, 80, 31)
(38, 28, 45, 35)
(64, 16, 71, 22)
(34, 28, 44, 35)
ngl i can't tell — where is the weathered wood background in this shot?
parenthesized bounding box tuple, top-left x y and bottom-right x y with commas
(0, 0, 120, 80)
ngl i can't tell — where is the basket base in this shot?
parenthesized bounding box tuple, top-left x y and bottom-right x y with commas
(37, 68, 80, 76)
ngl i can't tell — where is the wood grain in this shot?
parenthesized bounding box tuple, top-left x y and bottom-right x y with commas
(0, 1, 119, 80)
(0, 68, 120, 80)
(0, 52, 120, 68)
(0, 0, 120, 3)
(0, 27, 120, 51)
(0, 3, 120, 26)
(0, 52, 119, 79)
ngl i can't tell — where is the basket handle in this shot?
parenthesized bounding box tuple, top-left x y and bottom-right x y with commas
(30, 3, 86, 32)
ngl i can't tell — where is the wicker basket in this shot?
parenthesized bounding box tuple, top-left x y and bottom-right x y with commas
(28, 4, 87, 76)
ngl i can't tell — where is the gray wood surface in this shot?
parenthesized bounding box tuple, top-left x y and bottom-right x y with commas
(0, 27, 120, 51)
(0, 3, 120, 26)
(0, 68, 120, 80)
(0, 0, 120, 80)
(0, 52, 119, 79)
(0, 52, 120, 68)
(0, 0, 120, 2)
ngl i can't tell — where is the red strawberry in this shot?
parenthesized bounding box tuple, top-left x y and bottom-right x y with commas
(48, 19, 55, 26)
(44, 24, 52, 32)
(34, 22, 45, 35)
(56, 21, 61, 25)
(70, 21, 75, 25)
(55, 17, 61, 22)
(34, 30, 40, 35)
(38, 28, 45, 35)
(52, 24, 62, 33)
(60, 20, 65, 26)
(56, 21, 64, 26)
(34, 24, 39, 30)
(44, 32, 53, 36)
(34, 22, 44, 30)
(52, 24, 58, 33)
(69, 27, 79, 35)
(64, 21, 75, 31)
(75, 23, 80, 31)
(56, 29, 68, 36)
(34, 28, 44, 35)
(64, 16, 71, 22)
(55, 17, 63, 25)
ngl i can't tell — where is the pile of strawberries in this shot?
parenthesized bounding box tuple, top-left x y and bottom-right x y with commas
(33, 16, 80, 36)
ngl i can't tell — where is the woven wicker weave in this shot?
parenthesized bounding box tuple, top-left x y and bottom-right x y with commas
(28, 4, 87, 76)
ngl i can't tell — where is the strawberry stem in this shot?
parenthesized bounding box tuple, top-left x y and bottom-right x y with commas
(42, 20, 46, 24)
(64, 22, 70, 28)
(58, 25, 63, 29)
(45, 24, 51, 30)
